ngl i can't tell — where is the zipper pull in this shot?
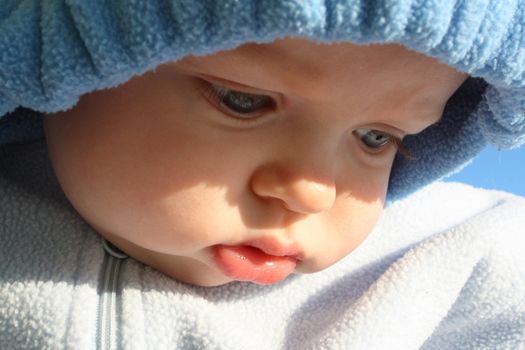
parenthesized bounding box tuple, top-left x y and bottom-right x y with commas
(102, 239, 128, 260)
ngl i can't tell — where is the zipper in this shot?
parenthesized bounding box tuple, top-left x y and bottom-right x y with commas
(96, 239, 128, 350)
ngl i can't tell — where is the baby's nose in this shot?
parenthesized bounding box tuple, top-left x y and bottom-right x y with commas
(250, 165, 336, 214)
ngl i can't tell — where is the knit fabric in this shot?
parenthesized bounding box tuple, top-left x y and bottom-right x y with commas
(0, 0, 524, 199)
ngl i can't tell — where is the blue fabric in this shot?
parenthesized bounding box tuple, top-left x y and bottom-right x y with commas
(1, 0, 524, 199)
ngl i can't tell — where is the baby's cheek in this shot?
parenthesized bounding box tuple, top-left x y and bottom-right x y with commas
(326, 194, 383, 266)
(108, 187, 235, 254)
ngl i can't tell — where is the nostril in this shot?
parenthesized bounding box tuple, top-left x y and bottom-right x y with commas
(279, 181, 336, 214)
(250, 165, 337, 214)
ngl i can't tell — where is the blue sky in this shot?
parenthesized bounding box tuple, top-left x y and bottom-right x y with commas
(445, 144, 525, 196)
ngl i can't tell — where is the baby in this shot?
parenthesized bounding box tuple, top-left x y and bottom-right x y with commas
(2, 2, 525, 348)
(43, 38, 467, 286)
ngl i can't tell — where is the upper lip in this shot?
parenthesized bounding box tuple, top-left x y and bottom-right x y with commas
(242, 237, 304, 260)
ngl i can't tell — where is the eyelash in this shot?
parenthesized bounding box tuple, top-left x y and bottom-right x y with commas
(391, 137, 412, 158)
(197, 80, 411, 158)
(197, 81, 276, 121)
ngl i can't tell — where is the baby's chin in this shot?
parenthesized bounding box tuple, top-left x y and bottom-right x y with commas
(152, 255, 234, 287)
(126, 244, 235, 286)
(95, 227, 232, 286)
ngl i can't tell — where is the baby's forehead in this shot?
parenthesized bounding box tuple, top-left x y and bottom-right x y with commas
(170, 39, 466, 133)
(180, 39, 463, 97)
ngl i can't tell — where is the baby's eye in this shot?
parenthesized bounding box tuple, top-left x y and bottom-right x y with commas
(201, 82, 275, 119)
(219, 88, 272, 114)
(353, 128, 394, 150)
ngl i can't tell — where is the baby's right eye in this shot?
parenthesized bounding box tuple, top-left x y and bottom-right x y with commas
(199, 82, 276, 121)
(353, 128, 412, 158)
(354, 128, 394, 150)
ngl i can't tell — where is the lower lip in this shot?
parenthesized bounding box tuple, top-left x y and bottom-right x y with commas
(212, 245, 297, 285)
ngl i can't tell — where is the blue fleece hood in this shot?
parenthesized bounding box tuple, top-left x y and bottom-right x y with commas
(0, 0, 524, 199)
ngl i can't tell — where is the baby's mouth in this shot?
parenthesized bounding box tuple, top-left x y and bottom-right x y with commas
(211, 244, 298, 284)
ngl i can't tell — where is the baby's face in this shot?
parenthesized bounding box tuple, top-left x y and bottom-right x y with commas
(44, 39, 467, 286)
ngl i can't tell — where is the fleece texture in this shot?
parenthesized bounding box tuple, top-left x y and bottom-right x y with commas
(1, 140, 524, 349)
(0, 0, 524, 199)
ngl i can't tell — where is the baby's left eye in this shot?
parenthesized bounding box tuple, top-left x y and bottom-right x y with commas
(353, 128, 394, 150)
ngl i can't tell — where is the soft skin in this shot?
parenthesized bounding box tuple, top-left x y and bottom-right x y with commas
(44, 38, 467, 286)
